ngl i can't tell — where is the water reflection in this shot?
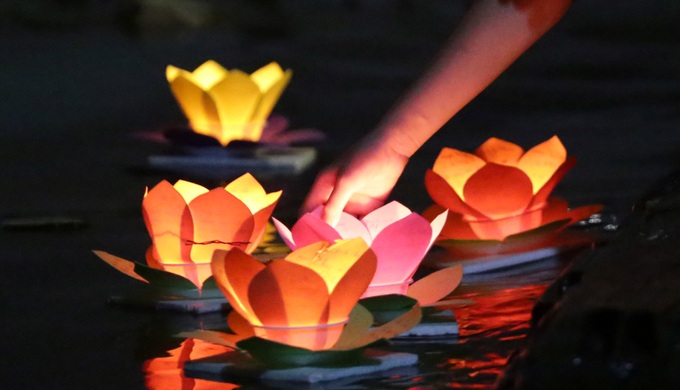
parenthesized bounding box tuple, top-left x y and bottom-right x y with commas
(139, 241, 573, 389)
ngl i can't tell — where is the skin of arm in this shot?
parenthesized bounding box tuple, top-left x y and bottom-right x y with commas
(301, 0, 574, 225)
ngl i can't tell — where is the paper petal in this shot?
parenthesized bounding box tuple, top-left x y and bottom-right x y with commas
(288, 212, 342, 249)
(332, 211, 372, 245)
(432, 147, 485, 198)
(407, 266, 463, 306)
(463, 163, 534, 219)
(252, 69, 292, 124)
(517, 135, 567, 193)
(210, 70, 261, 126)
(474, 137, 524, 165)
(272, 217, 296, 249)
(191, 60, 228, 89)
(333, 302, 421, 351)
(168, 72, 221, 135)
(248, 259, 330, 327)
(92, 250, 148, 283)
(143, 180, 193, 264)
(226, 310, 255, 339)
(331, 304, 374, 350)
(326, 246, 377, 323)
(425, 170, 486, 219)
(188, 188, 254, 261)
(370, 212, 432, 284)
(361, 201, 411, 238)
(212, 248, 264, 324)
(529, 157, 576, 208)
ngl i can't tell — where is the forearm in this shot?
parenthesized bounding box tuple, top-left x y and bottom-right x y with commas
(376, 0, 573, 158)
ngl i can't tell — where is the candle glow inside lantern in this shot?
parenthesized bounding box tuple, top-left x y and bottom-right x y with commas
(424, 136, 601, 253)
(166, 60, 292, 146)
(94, 173, 281, 294)
(211, 238, 377, 351)
(273, 201, 447, 298)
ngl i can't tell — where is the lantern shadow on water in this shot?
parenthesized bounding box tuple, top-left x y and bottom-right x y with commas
(273, 201, 448, 298)
(424, 136, 601, 256)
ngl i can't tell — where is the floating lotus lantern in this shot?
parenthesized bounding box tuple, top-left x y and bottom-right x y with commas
(210, 239, 377, 350)
(166, 60, 292, 146)
(273, 201, 448, 298)
(424, 136, 601, 255)
(94, 173, 281, 296)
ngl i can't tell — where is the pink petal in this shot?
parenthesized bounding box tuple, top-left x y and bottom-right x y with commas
(289, 212, 342, 248)
(361, 201, 412, 238)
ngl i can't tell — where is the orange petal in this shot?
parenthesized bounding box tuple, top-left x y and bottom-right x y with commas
(432, 147, 485, 197)
(517, 136, 567, 193)
(142, 180, 193, 264)
(285, 239, 370, 293)
(433, 209, 479, 241)
(529, 157, 576, 208)
(474, 138, 524, 165)
(211, 248, 264, 324)
(248, 259, 330, 327)
(463, 163, 534, 219)
(541, 197, 602, 226)
(467, 206, 544, 240)
(327, 247, 377, 323)
(425, 170, 486, 219)
(187, 188, 254, 262)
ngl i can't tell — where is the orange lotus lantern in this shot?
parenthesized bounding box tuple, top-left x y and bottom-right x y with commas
(94, 173, 281, 294)
(211, 238, 377, 351)
(424, 136, 601, 251)
(167, 60, 292, 146)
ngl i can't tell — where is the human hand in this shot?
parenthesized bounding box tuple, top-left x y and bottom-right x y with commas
(301, 135, 409, 225)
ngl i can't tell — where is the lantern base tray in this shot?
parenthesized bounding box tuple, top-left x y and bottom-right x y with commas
(397, 309, 458, 338)
(107, 294, 229, 314)
(184, 348, 418, 384)
(146, 146, 316, 178)
(425, 229, 601, 275)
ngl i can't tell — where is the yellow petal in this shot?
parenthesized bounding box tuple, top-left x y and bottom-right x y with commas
(173, 180, 209, 204)
(209, 70, 261, 126)
(224, 173, 280, 213)
(432, 147, 486, 199)
(285, 239, 370, 293)
(191, 60, 228, 89)
(167, 72, 221, 136)
(250, 62, 285, 92)
(517, 136, 567, 193)
(251, 69, 292, 127)
(475, 137, 524, 166)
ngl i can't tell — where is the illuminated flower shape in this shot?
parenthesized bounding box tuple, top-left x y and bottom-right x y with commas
(425, 136, 601, 242)
(211, 239, 377, 350)
(273, 201, 447, 298)
(142, 173, 281, 289)
(167, 60, 292, 146)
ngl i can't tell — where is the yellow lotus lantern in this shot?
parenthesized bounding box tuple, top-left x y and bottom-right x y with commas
(94, 173, 281, 294)
(211, 238, 377, 351)
(424, 136, 601, 251)
(166, 60, 292, 146)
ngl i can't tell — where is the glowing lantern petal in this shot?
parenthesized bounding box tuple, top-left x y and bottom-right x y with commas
(432, 147, 486, 198)
(142, 180, 193, 264)
(212, 247, 264, 322)
(370, 212, 433, 285)
(326, 248, 377, 322)
(191, 60, 228, 88)
(475, 137, 524, 165)
(361, 201, 412, 238)
(529, 157, 576, 208)
(251, 68, 293, 125)
(463, 163, 534, 219)
(248, 260, 330, 327)
(425, 170, 486, 219)
(166, 70, 221, 137)
(275, 213, 342, 249)
(517, 135, 567, 192)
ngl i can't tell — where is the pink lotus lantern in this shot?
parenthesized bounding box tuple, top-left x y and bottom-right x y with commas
(273, 201, 447, 298)
(424, 136, 601, 255)
(211, 238, 377, 350)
